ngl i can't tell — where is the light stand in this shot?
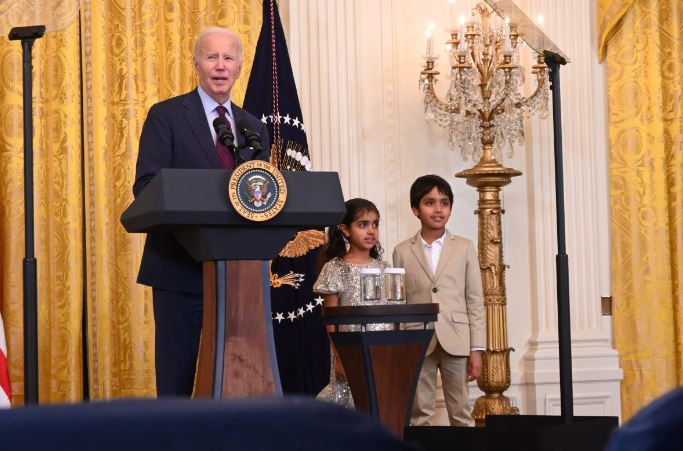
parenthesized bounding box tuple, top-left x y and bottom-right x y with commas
(8, 24, 46, 405)
(544, 49, 574, 423)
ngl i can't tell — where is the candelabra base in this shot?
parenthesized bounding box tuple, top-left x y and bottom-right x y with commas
(473, 393, 519, 427)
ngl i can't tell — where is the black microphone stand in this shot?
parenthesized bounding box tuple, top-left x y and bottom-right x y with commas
(236, 143, 259, 164)
(232, 144, 246, 166)
(236, 127, 262, 163)
(544, 50, 573, 424)
(8, 25, 46, 406)
(223, 129, 243, 166)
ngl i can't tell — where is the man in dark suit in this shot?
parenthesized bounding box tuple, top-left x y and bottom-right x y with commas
(133, 27, 270, 397)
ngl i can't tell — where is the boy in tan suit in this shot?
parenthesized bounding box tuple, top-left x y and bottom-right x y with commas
(393, 175, 485, 427)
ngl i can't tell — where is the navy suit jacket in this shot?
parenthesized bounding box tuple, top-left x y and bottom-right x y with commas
(605, 387, 683, 451)
(133, 88, 270, 293)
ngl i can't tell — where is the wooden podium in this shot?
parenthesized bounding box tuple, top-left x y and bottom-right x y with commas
(121, 168, 345, 399)
(322, 304, 438, 437)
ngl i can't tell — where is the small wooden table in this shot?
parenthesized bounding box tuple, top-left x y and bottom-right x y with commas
(322, 304, 438, 438)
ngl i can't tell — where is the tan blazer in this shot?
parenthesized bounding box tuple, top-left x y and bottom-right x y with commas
(393, 230, 485, 356)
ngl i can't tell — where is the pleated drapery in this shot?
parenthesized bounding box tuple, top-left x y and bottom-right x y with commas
(0, 0, 262, 404)
(599, 0, 683, 420)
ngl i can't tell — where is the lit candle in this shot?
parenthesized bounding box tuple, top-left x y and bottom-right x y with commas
(503, 17, 512, 51)
(449, 0, 456, 28)
(458, 23, 468, 53)
(459, 14, 466, 39)
(537, 14, 545, 28)
(426, 21, 436, 56)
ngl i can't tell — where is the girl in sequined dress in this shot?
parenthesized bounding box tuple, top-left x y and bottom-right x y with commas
(313, 198, 390, 408)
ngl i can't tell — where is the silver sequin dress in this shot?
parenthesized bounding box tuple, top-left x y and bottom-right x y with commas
(312, 257, 391, 408)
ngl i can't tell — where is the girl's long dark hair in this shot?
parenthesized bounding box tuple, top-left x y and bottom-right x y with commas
(321, 198, 384, 266)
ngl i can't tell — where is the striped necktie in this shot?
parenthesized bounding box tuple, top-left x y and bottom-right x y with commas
(215, 105, 236, 170)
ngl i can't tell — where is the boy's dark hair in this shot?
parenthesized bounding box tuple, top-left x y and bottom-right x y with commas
(409, 175, 454, 208)
(321, 198, 384, 266)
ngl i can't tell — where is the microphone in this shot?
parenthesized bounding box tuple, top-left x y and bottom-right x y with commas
(236, 120, 262, 156)
(213, 116, 236, 150)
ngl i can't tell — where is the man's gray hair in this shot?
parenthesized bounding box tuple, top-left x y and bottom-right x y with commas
(193, 27, 243, 62)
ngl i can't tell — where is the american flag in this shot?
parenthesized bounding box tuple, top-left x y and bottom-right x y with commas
(0, 312, 11, 407)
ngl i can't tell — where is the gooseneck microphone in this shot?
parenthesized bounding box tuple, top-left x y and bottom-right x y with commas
(213, 116, 236, 150)
(213, 116, 244, 166)
(236, 120, 262, 157)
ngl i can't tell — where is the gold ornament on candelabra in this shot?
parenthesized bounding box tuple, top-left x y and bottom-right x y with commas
(420, 1, 549, 426)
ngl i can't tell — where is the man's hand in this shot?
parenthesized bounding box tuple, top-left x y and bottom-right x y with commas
(467, 350, 483, 382)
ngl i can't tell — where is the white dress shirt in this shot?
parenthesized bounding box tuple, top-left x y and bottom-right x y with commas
(197, 86, 238, 147)
(419, 231, 446, 275)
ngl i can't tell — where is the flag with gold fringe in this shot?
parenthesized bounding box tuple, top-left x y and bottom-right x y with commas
(243, 0, 329, 395)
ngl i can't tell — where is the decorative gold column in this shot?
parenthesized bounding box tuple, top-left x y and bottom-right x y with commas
(456, 145, 520, 426)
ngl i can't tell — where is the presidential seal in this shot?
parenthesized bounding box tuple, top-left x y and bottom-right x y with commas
(228, 160, 287, 222)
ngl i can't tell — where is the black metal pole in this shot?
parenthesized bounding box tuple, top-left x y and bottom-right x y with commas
(8, 25, 46, 406)
(79, 15, 90, 400)
(20, 37, 39, 407)
(544, 50, 573, 423)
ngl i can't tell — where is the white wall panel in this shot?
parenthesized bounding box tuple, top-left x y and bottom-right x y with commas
(285, 0, 622, 421)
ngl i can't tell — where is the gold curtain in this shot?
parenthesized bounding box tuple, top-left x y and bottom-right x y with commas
(0, 13, 84, 405)
(599, 0, 683, 420)
(0, 0, 262, 404)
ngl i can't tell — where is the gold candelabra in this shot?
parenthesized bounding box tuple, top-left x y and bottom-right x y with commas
(419, 1, 549, 426)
